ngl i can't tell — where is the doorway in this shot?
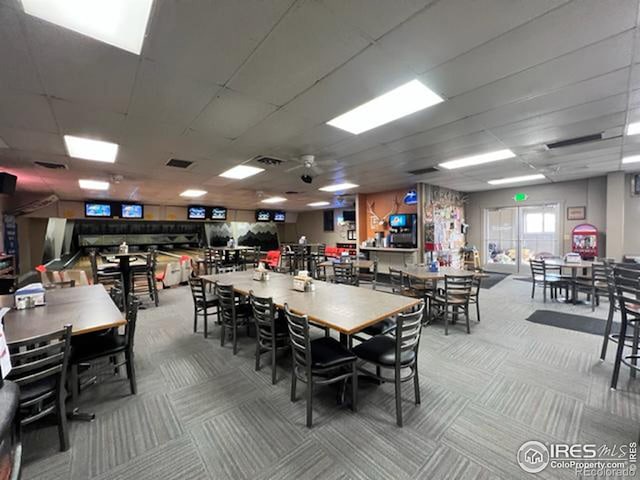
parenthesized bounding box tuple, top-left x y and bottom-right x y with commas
(484, 204, 560, 273)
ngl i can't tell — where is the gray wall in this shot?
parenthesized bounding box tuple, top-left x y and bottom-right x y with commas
(284, 208, 355, 245)
(466, 177, 607, 263)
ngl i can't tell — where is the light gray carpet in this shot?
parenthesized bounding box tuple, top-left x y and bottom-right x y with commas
(20, 277, 640, 480)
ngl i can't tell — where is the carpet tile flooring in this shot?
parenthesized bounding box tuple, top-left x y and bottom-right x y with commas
(20, 276, 640, 479)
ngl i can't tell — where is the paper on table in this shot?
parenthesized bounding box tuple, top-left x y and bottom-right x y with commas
(0, 307, 12, 378)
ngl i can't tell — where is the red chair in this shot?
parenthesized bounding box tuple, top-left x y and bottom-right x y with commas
(263, 250, 281, 268)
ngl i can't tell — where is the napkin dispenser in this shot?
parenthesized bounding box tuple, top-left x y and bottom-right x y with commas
(14, 283, 46, 310)
(293, 273, 314, 292)
(564, 252, 582, 264)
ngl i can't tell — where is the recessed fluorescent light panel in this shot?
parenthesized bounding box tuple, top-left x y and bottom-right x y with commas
(21, 0, 154, 55)
(488, 174, 546, 185)
(261, 196, 287, 204)
(180, 189, 207, 198)
(219, 165, 265, 179)
(627, 122, 640, 136)
(623, 155, 640, 164)
(326, 79, 443, 135)
(439, 149, 516, 170)
(318, 183, 358, 193)
(79, 179, 109, 190)
(307, 201, 331, 207)
(64, 135, 118, 163)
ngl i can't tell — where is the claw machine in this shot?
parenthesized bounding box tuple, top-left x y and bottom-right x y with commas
(571, 223, 598, 260)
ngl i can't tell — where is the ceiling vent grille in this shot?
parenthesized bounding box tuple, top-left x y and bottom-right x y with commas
(408, 166, 439, 175)
(166, 158, 193, 168)
(253, 156, 284, 166)
(546, 133, 603, 149)
(34, 161, 67, 170)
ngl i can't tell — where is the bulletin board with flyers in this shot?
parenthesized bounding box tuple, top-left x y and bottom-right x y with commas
(424, 187, 466, 268)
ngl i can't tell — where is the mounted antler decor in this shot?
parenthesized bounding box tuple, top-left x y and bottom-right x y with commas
(367, 196, 400, 227)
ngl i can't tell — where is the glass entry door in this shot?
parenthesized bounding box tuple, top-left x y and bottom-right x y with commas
(484, 204, 560, 273)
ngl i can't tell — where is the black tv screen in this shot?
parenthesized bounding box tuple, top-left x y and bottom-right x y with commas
(188, 206, 206, 220)
(273, 211, 286, 222)
(256, 210, 271, 222)
(343, 210, 356, 222)
(211, 206, 227, 221)
(121, 203, 143, 219)
(85, 202, 112, 218)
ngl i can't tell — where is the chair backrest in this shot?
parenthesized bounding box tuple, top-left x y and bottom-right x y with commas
(216, 283, 236, 324)
(613, 266, 640, 322)
(333, 263, 357, 285)
(188, 277, 206, 304)
(317, 244, 326, 257)
(591, 263, 607, 285)
(444, 275, 473, 300)
(88, 249, 99, 284)
(529, 259, 545, 277)
(249, 292, 276, 341)
(395, 301, 425, 363)
(284, 303, 311, 372)
(7, 325, 72, 409)
(389, 267, 404, 294)
(471, 275, 482, 296)
(124, 296, 140, 348)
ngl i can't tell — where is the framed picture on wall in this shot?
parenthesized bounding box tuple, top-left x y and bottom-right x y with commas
(567, 206, 586, 220)
(347, 230, 356, 240)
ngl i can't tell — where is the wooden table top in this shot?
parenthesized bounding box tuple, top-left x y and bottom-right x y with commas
(317, 260, 374, 269)
(208, 246, 253, 251)
(200, 271, 419, 335)
(397, 266, 487, 281)
(4, 284, 126, 343)
(544, 260, 594, 269)
(101, 252, 146, 258)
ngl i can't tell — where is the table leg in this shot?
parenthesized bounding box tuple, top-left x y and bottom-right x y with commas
(120, 256, 131, 306)
(572, 269, 578, 304)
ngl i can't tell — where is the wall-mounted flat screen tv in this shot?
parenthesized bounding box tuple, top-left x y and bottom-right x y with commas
(273, 211, 286, 222)
(211, 206, 227, 221)
(188, 206, 207, 220)
(389, 214, 407, 228)
(121, 203, 143, 219)
(256, 209, 271, 222)
(343, 210, 356, 222)
(85, 202, 112, 218)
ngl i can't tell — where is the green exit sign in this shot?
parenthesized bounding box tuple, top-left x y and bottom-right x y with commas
(513, 193, 528, 202)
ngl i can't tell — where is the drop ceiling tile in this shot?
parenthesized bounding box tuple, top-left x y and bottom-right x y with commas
(144, 0, 293, 84)
(192, 88, 278, 140)
(51, 98, 126, 143)
(0, 126, 65, 155)
(378, 0, 566, 74)
(0, 88, 57, 132)
(25, 15, 139, 113)
(228, 0, 370, 105)
(0, 136, 8, 148)
(128, 59, 220, 125)
(0, 6, 43, 93)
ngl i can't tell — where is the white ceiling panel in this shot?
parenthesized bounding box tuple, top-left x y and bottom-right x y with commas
(192, 87, 278, 140)
(51, 98, 126, 143)
(0, 126, 64, 155)
(0, 5, 42, 93)
(128, 59, 220, 125)
(228, 0, 370, 106)
(144, 0, 293, 85)
(25, 16, 139, 113)
(0, 88, 56, 132)
(378, 0, 566, 74)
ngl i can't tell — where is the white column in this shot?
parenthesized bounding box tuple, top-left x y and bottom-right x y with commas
(606, 172, 625, 260)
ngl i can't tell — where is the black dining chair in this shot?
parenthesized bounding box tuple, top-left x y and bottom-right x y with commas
(332, 263, 358, 286)
(131, 250, 159, 307)
(284, 304, 358, 428)
(574, 262, 609, 312)
(358, 258, 379, 290)
(529, 259, 568, 302)
(249, 292, 290, 384)
(353, 301, 424, 427)
(88, 248, 121, 287)
(188, 277, 219, 339)
(217, 283, 252, 355)
(70, 296, 140, 405)
(431, 275, 474, 335)
(7, 325, 72, 451)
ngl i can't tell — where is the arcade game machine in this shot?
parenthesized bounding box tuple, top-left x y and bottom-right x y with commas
(571, 223, 599, 260)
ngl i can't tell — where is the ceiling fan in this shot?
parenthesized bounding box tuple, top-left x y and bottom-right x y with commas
(284, 154, 337, 175)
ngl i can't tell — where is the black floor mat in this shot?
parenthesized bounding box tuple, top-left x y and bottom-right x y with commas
(479, 272, 509, 289)
(526, 309, 619, 336)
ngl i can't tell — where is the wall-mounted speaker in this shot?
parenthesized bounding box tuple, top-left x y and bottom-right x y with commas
(0, 172, 17, 195)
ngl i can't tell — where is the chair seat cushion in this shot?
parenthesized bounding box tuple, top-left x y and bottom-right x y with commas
(197, 294, 219, 308)
(353, 335, 415, 366)
(433, 295, 467, 305)
(18, 376, 57, 402)
(310, 337, 356, 368)
(362, 318, 396, 336)
(72, 333, 127, 362)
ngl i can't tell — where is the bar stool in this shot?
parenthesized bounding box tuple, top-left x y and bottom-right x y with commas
(610, 265, 640, 389)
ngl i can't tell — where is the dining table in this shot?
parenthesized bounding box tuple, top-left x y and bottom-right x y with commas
(200, 270, 420, 342)
(544, 259, 594, 304)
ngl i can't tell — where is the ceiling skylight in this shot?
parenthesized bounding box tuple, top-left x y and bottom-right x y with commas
(64, 135, 118, 163)
(326, 79, 443, 135)
(439, 149, 516, 170)
(219, 165, 265, 180)
(180, 189, 207, 198)
(307, 201, 331, 207)
(622, 155, 640, 164)
(79, 179, 109, 190)
(318, 183, 358, 193)
(22, 0, 154, 55)
(261, 196, 287, 204)
(488, 174, 546, 185)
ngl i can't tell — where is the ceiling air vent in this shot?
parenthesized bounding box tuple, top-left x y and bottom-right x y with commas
(34, 161, 67, 170)
(285, 191, 299, 194)
(546, 133, 603, 150)
(408, 166, 439, 176)
(166, 158, 193, 168)
(253, 156, 284, 166)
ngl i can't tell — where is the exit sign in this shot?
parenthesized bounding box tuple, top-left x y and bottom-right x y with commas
(513, 193, 528, 202)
